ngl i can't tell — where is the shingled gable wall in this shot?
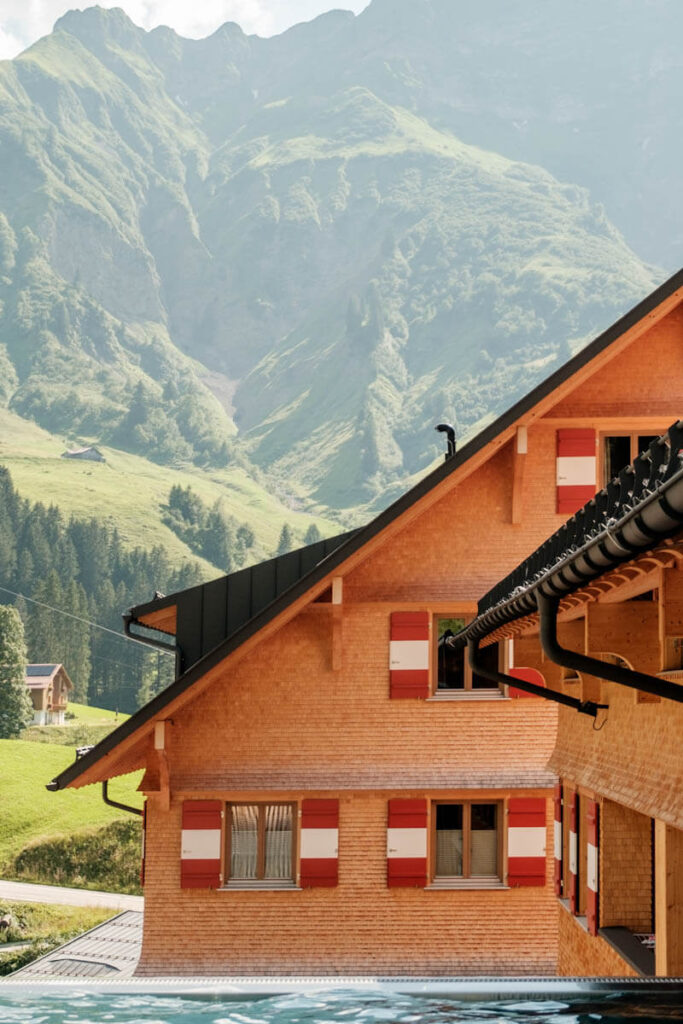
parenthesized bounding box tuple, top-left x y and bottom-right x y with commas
(132, 300, 683, 976)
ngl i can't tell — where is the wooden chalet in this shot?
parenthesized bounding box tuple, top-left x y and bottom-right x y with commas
(26, 664, 73, 725)
(47, 269, 683, 977)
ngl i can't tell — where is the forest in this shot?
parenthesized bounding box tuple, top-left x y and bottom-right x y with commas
(0, 466, 204, 713)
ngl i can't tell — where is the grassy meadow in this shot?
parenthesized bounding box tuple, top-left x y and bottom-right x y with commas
(0, 407, 339, 574)
(0, 738, 142, 867)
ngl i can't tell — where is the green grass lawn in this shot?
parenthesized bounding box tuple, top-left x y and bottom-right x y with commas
(67, 702, 129, 724)
(0, 739, 142, 867)
(0, 407, 338, 570)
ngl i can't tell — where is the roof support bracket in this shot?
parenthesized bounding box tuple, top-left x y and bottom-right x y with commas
(537, 592, 683, 705)
(467, 636, 604, 717)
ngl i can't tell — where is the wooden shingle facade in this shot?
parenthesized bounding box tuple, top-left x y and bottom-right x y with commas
(48, 270, 683, 977)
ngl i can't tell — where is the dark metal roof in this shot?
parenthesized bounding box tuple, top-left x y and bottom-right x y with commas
(455, 421, 683, 649)
(47, 267, 683, 792)
(26, 664, 59, 676)
(169, 531, 360, 672)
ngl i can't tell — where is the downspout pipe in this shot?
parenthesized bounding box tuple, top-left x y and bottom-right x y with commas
(467, 636, 604, 718)
(102, 779, 143, 817)
(537, 592, 683, 705)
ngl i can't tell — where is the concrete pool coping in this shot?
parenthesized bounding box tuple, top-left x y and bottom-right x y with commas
(1, 976, 683, 997)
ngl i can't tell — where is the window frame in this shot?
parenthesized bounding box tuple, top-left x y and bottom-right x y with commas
(224, 801, 297, 884)
(600, 430, 666, 486)
(430, 799, 503, 882)
(431, 614, 504, 696)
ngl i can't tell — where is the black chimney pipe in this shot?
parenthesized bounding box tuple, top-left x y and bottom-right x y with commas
(435, 423, 456, 460)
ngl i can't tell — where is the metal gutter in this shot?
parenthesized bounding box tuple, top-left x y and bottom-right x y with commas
(467, 635, 606, 717)
(538, 593, 683, 705)
(452, 422, 683, 704)
(122, 613, 176, 654)
(101, 779, 143, 817)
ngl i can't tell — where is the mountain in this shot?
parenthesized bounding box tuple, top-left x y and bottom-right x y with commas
(0, 1, 672, 513)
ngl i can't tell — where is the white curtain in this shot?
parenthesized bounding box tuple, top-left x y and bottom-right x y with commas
(436, 829, 463, 875)
(470, 829, 497, 875)
(264, 804, 292, 879)
(231, 804, 258, 879)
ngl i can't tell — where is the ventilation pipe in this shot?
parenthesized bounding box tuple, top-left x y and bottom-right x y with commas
(435, 423, 456, 460)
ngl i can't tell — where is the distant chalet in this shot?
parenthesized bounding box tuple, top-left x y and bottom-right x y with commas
(61, 445, 105, 463)
(25, 663, 73, 726)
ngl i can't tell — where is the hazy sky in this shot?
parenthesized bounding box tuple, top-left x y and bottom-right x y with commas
(0, 1, 370, 60)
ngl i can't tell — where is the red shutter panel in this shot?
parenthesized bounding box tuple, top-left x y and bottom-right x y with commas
(140, 801, 147, 888)
(390, 612, 430, 698)
(568, 791, 579, 913)
(507, 797, 546, 887)
(556, 429, 596, 514)
(508, 666, 546, 699)
(586, 798, 599, 936)
(300, 799, 339, 888)
(553, 783, 563, 897)
(387, 798, 428, 887)
(180, 800, 222, 889)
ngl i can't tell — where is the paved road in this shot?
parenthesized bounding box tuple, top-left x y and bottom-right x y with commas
(0, 879, 143, 911)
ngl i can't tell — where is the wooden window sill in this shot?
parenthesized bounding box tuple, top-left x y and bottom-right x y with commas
(427, 690, 506, 701)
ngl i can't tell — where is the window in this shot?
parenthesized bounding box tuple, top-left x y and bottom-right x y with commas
(435, 616, 501, 691)
(603, 433, 660, 484)
(227, 803, 294, 884)
(433, 802, 500, 879)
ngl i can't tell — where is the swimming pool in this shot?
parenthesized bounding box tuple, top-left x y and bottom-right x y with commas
(0, 981, 682, 1024)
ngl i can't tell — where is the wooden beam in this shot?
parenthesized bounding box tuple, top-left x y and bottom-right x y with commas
(655, 819, 683, 976)
(332, 576, 343, 672)
(511, 426, 527, 524)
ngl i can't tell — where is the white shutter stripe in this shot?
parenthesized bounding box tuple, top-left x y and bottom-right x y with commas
(387, 827, 427, 858)
(587, 843, 598, 892)
(181, 828, 221, 860)
(389, 639, 430, 670)
(507, 826, 546, 858)
(556, 456, 596, 486)
(569, 830, 578, 875)
(554, 820, 562, 861)
(300, 828, 339, 859)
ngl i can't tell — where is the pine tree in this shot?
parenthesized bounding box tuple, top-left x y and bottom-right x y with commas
(276, 523, 294, 556)
(0, 605, 32, 738)
(26, 570, 63, 662)
(62, 580, 91, 703)
(304, 524, 322, 546)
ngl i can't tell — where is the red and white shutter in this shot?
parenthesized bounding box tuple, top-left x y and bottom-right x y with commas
(180, 800, 222, 889)
(387, 798, 427, 887)
(568, 790, 579, 913)
(389, 612, 430, 698)
(140, 801, 147, 888)
(586, 798, 599, 935)
(554, 783, 563, 897)
(300, 799, 339, 888)
(508, 666, 546, 699)
(507, 797, 547, 887)
(556, 429, 596, 515)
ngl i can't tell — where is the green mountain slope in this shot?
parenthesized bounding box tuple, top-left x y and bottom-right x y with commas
(0, 1, 668, 514)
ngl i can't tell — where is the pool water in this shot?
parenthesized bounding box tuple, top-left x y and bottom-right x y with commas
(0, 989, 682, 1024)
